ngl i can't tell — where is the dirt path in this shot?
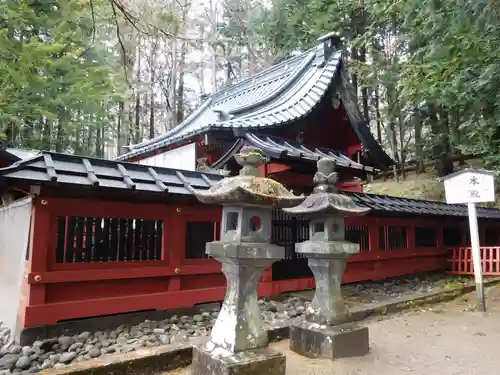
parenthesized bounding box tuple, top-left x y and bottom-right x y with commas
(167, 285, 500, 375)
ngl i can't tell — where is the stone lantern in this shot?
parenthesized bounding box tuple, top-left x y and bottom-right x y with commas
(282, 158, 371, 360)
(192, 146, 304, 375)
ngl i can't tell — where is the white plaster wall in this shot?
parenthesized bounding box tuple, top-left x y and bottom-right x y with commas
(0, 197, 33, 334)
(135, 143, 196, 171)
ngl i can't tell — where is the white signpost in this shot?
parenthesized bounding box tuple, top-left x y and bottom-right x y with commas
(439, 169, 496, 312)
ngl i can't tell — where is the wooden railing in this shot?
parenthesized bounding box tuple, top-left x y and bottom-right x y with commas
(449, 247, 500, 275)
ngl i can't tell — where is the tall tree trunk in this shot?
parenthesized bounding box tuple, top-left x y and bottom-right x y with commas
(375, 86, 382, 142)
(117, 101, 124, 155)
(398, 111, 406, 179)
(413, 107, 425, 174)
(210, 0, 217, 93)
(149, 39, 157, 139)
(55, 115, 64, 152)
(439, 108, 450, 154)
(351, 48, 359, 97)
(169, 37, 178, 129)
(177, 40, 187, 125)
(428, 103, 441, 159)
(41, 118, 51, 151)
(134, 40, 141, 144)
(96, 117, 102, 157)
(149, 94, 155, 139)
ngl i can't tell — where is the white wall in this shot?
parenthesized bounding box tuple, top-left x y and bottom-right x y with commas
(0, 197, 33, 336)
(135, 143, 196, 171)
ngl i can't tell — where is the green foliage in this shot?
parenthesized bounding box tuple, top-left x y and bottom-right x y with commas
(0, 0, 125, 155)
(250, 0, 500, 170)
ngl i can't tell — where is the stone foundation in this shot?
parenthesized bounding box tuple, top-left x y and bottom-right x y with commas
(192, 344, 286, 375)
(289, 321, 369, 359)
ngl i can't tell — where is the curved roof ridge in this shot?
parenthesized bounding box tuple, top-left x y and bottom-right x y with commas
(125, 97, 213, 152)
(212, 47, 315, 102)
(214, 51, 341, 128)
(118, 49, 316, 159)
(226, 51, 315, 116)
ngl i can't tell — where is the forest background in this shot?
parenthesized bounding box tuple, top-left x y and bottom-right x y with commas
(1, 0, 499, 177)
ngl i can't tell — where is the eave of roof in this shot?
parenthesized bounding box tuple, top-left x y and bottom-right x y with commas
(0, 152, 222, 196)
(244, 133, 374, 172)
(0, 148, 40, 162)
(1, 151, 493, 219)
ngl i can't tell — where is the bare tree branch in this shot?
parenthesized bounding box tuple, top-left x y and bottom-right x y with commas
(108, 0, 202, 42)
(89, 0, 96, 42)
(109, 0, 131, 87)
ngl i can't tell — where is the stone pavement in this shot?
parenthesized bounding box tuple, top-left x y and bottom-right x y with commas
(167, 284, 500, 375)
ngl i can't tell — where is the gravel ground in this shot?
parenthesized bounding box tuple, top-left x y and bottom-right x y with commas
(0, 274, 475, 374)
(168, 284, 500, 375)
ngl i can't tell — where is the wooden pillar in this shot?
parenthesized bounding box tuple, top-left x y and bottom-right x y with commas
(167, 207, 184, 292)
(23, 198, 53, 327)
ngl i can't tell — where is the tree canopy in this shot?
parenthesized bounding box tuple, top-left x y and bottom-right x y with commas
(1, 0, 500, 171)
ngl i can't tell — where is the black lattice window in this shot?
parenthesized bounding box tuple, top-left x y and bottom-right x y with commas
(379, 226, 407, 250)
(55, 216, 163, 263)
(271, 209, 309, 259)
(443, 227, 462, 247)
(346, 224, 370, 252)
(415, 226, 437, 248)
(185, 221, 220, 259)
(484, 227, 499, 246)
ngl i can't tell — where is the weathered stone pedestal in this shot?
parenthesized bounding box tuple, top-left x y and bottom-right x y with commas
(191, 146, 304, 375)
(290, 320, 369, 359)
(289, 243, 370, 359)
(193, 340, 286, 375)
(190, 234, 288, 375)
(283, 158, 371, 361)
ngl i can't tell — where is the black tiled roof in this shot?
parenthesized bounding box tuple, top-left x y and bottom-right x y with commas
(0, 152, 221, 196)
(244, 133, 374, 172)
(116, 36, 394, 169)
(0, 151, 498, 219)
(347, 192, 500, 219)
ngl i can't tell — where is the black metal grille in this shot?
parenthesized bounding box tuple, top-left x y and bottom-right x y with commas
(271, 209, 309, 259)
(379, 226, 408, 250)
(415, 226, 437, 248)
(185, 221, 220, 259)
(443, 227, 462, 247)
(484, 227, 499, 246)
(55, 216, 163, 263)
(346, 224, 370, 252)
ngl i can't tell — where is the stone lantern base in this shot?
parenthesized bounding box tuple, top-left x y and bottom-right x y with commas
(192, 344, 286, 375)
(290, 320, 369, 360)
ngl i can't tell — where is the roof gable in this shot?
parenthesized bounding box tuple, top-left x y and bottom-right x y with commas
(117, 44, 339, 161)
(116, 35, 394, 169)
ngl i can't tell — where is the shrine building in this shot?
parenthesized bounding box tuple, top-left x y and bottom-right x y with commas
(0, 34, 499, 344)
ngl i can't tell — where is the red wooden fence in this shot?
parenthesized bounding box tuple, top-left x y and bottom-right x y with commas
(449, 247, 500, 275)
(20, 193, 499, 331)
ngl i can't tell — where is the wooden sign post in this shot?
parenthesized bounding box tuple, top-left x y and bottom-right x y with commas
(439, 169, 496, 312)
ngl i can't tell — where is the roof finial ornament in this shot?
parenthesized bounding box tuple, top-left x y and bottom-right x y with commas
(317, 32, 344, 49)
(212, 107, 230, 122)
(234, 146, 266, 177)
(315, 32, 343, 67)
(313, 158, 339, 193)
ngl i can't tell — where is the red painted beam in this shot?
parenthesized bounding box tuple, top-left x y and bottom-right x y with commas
(27, 263, 223, 284)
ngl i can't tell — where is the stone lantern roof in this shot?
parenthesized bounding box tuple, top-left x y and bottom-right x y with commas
(194, 146, 305, 207)
(284, 158, 370, 217)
